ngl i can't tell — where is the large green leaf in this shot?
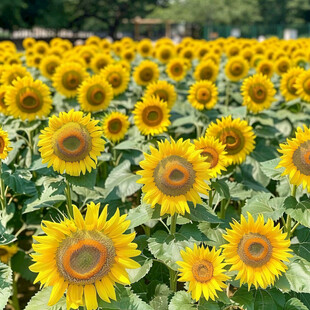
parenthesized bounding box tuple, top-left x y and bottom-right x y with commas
(185, 203, 222, 223)
(168, 291, 195, 310)
(127, 258, 153, 284)
(253, 288, 285, 310)
(127, 202, 154, 229)
(149, 284, 171, 310)
(66, 168, 97, 189)
(0, 262, 12, 310)
(284, 298, 308, 310)
(231, 286, 254, 310)
(284, 197, 310, 228)
(260, 158, 285, 180)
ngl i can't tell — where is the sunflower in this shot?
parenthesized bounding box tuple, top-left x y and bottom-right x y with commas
(180, 46, 195, 61)
(137, 39, 153, 57)
(39, 55, 61, 79)
(295, 69, 310, 102)
(0, 127, 12, 160)
(222, 213, 292, 289)
(156, 45, 175, 63)
(277, 125, 310, 191)
(144, 80, 177, 109)
(177, 244, 229, 301)
(38, 110, 105, 176)
(121, 48, 136, 63)
(31, 53, 44, 68)
(193, 136, 228, 178)
(5, 77, 52, 121)
(0, 244, 18, 263)
(78, 46, 96, 67)
(275, 56, 291, 75)
(205, 116, 256, 165)
(133, 60, 159, 87)
(100, 64, 130, 96)
(225, 56, 249, 82)
(241, 73, 276, 114)
(137, 138, 211, 216)
(77, 75, 113, 112)
(90, 54, 114, 74)
(29, 202, 140, 310)
(0, 85, 9, 115)
(188, 80, 218, 111)
(53, 62, 89, 98)
(0, 65, 32, 86)
(133, 96, 171, 136)
(23, 37, 36, 49)
(194, 60, 219, 82)
(256, 59, 274, 79)
(166, 58, 187, 82)
(33, 41, 49, 55)
(280, 67, 304, 102)
(102, 111, 130, 143)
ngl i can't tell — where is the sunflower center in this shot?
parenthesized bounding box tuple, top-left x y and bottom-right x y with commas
(141, 46, 150, 53)
(108, 119, 122, 134)
(192, 260, 213, 283)
(0, 92, 6, 109)
(96, 59, 108, 70)
(302, 78, 310, 95)
(287, 76, 297, 95)
(153, 155, 196, 196)
(53, 122, 92, 162)
(56, 230, 115, 285)
(219, 128, 245, 155)
(238, 233, 272, 267)
(161, 50, 171, 60)
(108, 73, 122, 88)
(184, 51, 193, 59)
(18, 88, 42, 113)
(278, 61, 289, 73)
(196, 87, 211, 104)
(139, 67, 154, 82)
(154, 90, 168, 102)
(249, 84, 267, 103)
(0, 137, 4, 154)
(201, 147, 219, 168)
(200, 67, 213, 80)
(0, 248, 8, 255)
(230, 62, 243, 76)
(87, 85, 105, 105)
(142, 105, 163, 127)
(171, 64, 183, 76)
(261, 64, 271, 75)
(62, 71, 82, 90)
(46, 62, 58, 75)
(8, 73, 24, 85)
(292, 140, 310, 175)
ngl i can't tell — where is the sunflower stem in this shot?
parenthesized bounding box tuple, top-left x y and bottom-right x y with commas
(11, 271, 20, 310)
(169, 213, 178, 292)
(65, 178, 73, 218)
(290, 222, 300, 235)
(170, 213, 177, 235)
(208, 188, 214, 208)
(219, 199, 230, 219)
(0, 161, 7, 210)
(291, 184, 297, 198)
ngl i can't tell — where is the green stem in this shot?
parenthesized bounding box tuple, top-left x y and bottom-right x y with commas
(11, 272, 20, 310)
(208, 189, 214, 208)
(290, 222, 300, 235)
(142, 225, 150, 237)
(291, 184, 297, 198)
(169, 213, 178, 292)
(219, 199, 230, 219)
(170, 214, 177, 235)
(65, 178, 73, 218)
(0, 161, 6, 210)
(286, 185, 297, 239)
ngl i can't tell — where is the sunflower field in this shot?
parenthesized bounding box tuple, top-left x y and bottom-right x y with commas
(0, 35, 310, 310)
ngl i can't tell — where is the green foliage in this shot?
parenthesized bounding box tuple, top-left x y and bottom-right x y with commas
(0, 262, 12, 310)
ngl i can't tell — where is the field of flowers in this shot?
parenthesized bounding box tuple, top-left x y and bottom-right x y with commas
(0, 35, 310, 310)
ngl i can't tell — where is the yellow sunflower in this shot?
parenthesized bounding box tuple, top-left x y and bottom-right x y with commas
(177, 244, 229, 301)
(137, 138, 211, 216)
(121, 48, 136, 63)
(100, 64, 130, 96)
(193, 136, 228, 178)
(38, 110, 105, 176)
(194, 60, 219, 82)
(222, 213, 292, 289)
(5, 77, 52, 121)
(0, 244, 18, 263)
(39, 55, 61, 79)
(156, 45, 175, 63)
(133, 60, 159, 87)
(77, 75, 113, 112)
(205, 116, 256, 165)
(23, 37, 36, 50)
(0, 127, 12, 160)
(133, 96, 170, 136)
(180, 46, 195, 61)
(280, 67, 304, 102)
(275, 56, 291, 75)
(33, 41, 49, 55)
(53, 62, 89, 98)
(0, 65, 32, 86)
(188, 80, 218, 111)
(30, 202, 140, 310)
(277, 125, 310, 191)
(256, 59, 274, 79)
(295, 69, 310, 102)
(166, 58, 187, 82)
(0, 85, 9, 115)
(225, 56, 249, 82)
(102, 111, 130, 143)
(144, 80, 177, 109)
(241, 73, 276, 114)
(137, 39, 153, 57)
(90, 54, 114, 74)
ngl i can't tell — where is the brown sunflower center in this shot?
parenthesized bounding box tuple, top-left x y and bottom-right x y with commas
(96, 59, 108, 70)
(108, 73, 122, 88)
(139, 67, 154, 82)
(200, 66, 213, 80)
(141, 46, 150, 54)
(230, 62, 243, 76)
(0, 248, 8, 256)
(161, 50, 171, 60)
(56, 230, 115, 285)
(62, 71, 82, 90)
(37, 46, 46, 54)
(108, 118, 122, 134)
(183, 51, 193, 59)
(278, 60, 289, 73)
(17, 88, 42, 113)
(170, 63, 183, 76)
(219, 128, 245, 155)
(0, 92, 6, 109)
(124, 52, 134, 61)
(249, 84, 267, 103)
(154, 90, 169, 102)
(142, 105, 163, 127)
(34, 56, 42, 65)
(192, 260, 214, 283)
(87, 85, 105, 106)
(201, 147, 219, 168)
(153, 155, 196, 196)
(196, 87, 211, 104)
(287, 76, 298, 95)
(292, 140, 310, 175)
(260, 64, 271, 76)
(302, 78, 310, 95)
(0, 137, 5, 154)
(53, 122, 92, 162)
(237, 233, 272, 267)
(46, 61, 58, 75)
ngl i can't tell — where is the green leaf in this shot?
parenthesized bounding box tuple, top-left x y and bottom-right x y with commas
(260, 158, 285, 180)
(0, 220, 16, 245)
(198, 223, 226, 249)
(198, 298, 221, 310)
(127, 202, 154, 229)
(284, 197, 310, 228)
(176, 223, 208, 242)
(127, 259, 153, 284)
(24, 287, 66, 310)
(284, 298, 308, 310)
(228, 181, 252, 200)
(105, 160, 142, 200)
(0, 262, 12, 310)
(66, 168, 97, 189)
(11, 251, 35, 282)
(168, 291, 195, 310)
(185, 203, 222, 223)
(253, 288, 285, 310)
(291, 227, 310, 261)
(231, 286, 254, 310)
(5, 139, 25, 165)
(211, 179, 230, 199)
(149, 284, 171, 310)
(23, 185, 66, 213)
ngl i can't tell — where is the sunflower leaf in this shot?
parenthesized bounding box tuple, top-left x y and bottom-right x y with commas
(127, 258, 153, 284)
(127, 202, 154, 229)
(253, 288, 285, 310)
(284, 197, 310, 228)
(168, 291, 195, 310)
(149, 284, 171, 310)
(260, 158, 285, 180)
(284, 297, 309, 310)
(0, 262, 13, 310)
